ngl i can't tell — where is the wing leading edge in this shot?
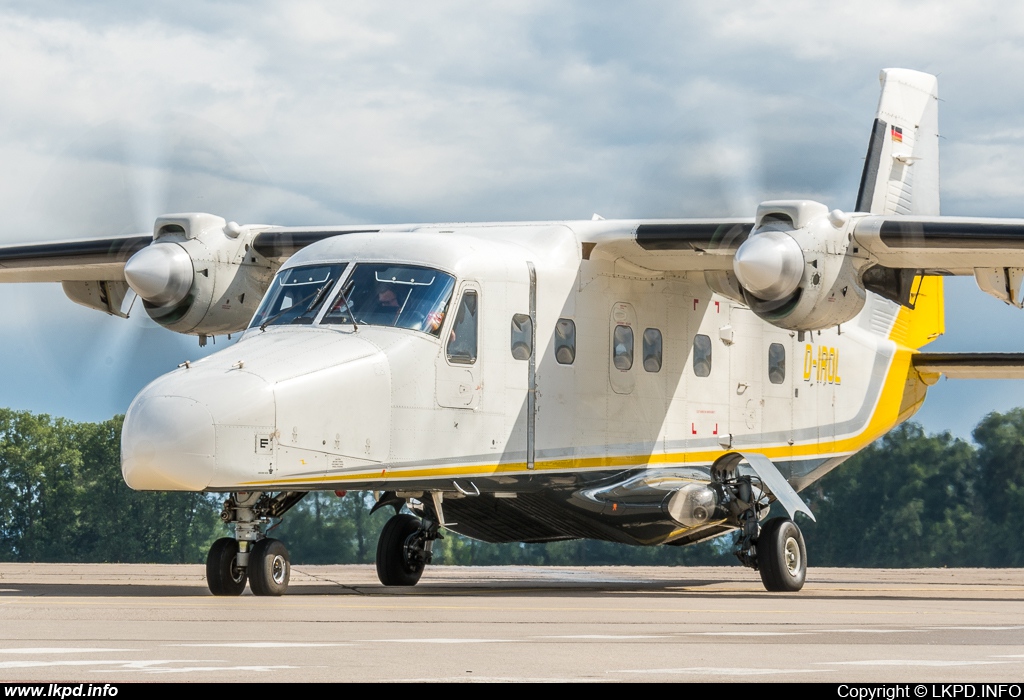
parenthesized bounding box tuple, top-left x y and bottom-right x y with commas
(854, 216, 1024, 307)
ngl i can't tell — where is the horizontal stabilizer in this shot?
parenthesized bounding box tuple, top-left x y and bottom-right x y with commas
(913, 352, 1024, 380)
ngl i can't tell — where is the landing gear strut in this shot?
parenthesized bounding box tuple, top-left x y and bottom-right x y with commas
(376, 512, 441, 586)
(733, 510, 808, 591)
(709, 457, 809, 592)
(205, 491, 306, 597)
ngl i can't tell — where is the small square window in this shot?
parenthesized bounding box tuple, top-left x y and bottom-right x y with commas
(769, 342, 786, 384)
(510, 314, 532, 360)
(555, 318, 576, 364)
(446, 290, 478, 364)
(693, 334, 712, 377)
(643, 328, 662, 372)
(613, 325, 634, 371)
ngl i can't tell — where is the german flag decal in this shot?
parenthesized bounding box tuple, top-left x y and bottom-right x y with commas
(891, 125, 903, 143)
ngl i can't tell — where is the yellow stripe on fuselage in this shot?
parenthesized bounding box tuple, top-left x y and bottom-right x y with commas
(237, 279, 946, 489)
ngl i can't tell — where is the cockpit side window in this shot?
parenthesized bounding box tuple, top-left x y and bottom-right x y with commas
(321, 263, 455, 336)
(249, 264, 347, 329)
(447, 290, 479, 364)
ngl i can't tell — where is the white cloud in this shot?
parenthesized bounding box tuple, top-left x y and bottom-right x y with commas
(1, 1, 1024, 434)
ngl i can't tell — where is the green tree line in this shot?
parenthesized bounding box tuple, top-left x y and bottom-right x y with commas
(1, 406, 1022, 567)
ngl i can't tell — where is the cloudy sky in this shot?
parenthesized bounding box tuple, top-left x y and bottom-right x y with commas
(2, 1, 1024, 439)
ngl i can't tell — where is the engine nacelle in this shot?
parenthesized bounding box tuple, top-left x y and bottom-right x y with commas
(124, 213, 275, 337)
(732, 200, 867, 331)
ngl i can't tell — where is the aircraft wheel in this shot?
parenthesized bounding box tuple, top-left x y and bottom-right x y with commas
(206, 537, 247, 596)
(376, 513, 425, 587)
(756, 517, 807, 592)
(248, 538, 291, 596)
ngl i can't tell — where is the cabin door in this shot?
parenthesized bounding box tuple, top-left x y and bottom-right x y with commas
(503, 263, 536, 468)
(435, 282, 482, 409)
(728, 308, 764, 446)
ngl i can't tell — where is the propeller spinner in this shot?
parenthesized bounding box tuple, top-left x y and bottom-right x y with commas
(732, 229, 804, 302)
(123, 242, 194, 306)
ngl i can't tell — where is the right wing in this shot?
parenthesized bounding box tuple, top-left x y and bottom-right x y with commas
(0, 235, 151, 283)
(0, 221, 380, 321)
(0, 225, 382, 283)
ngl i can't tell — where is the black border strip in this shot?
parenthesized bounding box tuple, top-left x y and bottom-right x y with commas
(855, 118, 887, 212)
(251, 229, 378, 259)
(879, 221, 1024, 248)
(913, 352, 1024, 368)
(0, 235, 151, 264)
(635, 222, 753, 251)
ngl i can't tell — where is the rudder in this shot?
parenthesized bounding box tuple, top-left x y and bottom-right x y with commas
(855, 68, 940, 216)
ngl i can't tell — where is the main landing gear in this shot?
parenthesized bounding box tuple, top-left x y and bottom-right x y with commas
(706, 455, 809, 592)
(755, 517, 807, 592)
(735, 510, 808, 592)
(373, 494, 442, 586)
(205, 491, 307, 597)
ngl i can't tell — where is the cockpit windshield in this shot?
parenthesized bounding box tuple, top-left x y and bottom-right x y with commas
(249, 263, 347, 329)
(321, 263, 455, 336)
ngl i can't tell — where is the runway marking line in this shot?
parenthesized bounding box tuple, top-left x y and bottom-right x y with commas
(819, 660, 1011, 667)
(0, 598, 1017, 617)
(169, 642, 351, 648)
(611, 667, 828, 676)
(0, 647, 133, 654)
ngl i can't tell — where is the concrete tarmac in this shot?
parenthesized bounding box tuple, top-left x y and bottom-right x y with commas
(0, 563, 1021, 683)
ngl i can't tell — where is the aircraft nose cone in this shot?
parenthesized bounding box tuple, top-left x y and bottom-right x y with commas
(733, 230, 805, 301)
(121, 395, 216, 491)
(123, 243, 194, 305)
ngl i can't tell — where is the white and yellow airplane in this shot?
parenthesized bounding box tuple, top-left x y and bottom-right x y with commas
(2, 68, 1022, 596)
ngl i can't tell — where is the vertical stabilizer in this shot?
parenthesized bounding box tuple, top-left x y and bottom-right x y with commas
(855, 68, 940, 215)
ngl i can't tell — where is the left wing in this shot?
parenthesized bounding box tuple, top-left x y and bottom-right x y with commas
(853, 216, 1024, 307)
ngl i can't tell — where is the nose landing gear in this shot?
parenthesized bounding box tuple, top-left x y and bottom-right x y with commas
(248, 538, 291, 596)
(206, 537, 247, 596)
(205, 491, 306, 597)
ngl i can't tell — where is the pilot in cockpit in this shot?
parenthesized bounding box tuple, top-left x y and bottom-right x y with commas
(373, 282, 402, 323)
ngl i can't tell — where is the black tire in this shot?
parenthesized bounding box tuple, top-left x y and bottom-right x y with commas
(248, 538, 290, 596)
(206, 537, 247, 596)
(756, 517, 807, 592)
(376, 514, 425, 586)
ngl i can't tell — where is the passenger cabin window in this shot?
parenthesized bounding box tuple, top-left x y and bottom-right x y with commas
(320, 263, 455, 336)
(555, 318, 576, 365)
(643, 328, 662, 372)
(249, 263, 347, 329)
(768, 342, 786, 384)
(612, 325, 633, 370)
(693, 334, 712, 377)
(510, 313, 532, 360)
(447, 290, 479, 364)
